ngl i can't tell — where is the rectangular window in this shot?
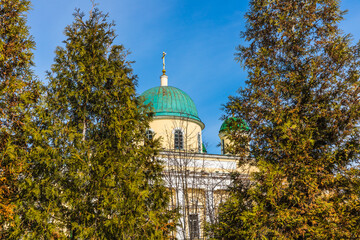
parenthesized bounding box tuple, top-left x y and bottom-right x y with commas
(189, 214, 200, 239)
(174, 130, 183, 149)
(146, 130, 153, 140)
(221, 139, 225, 155)
(198, 133, 201, 153)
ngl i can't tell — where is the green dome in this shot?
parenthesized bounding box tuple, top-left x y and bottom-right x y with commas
(219, 117, 249, 133)
(140, 86, 202, 123)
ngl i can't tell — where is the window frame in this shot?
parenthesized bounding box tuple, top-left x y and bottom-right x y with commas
(221, 139, 225, 155)
(174, 128, 184, 150)
(197, 133, 201, 153)
(189, 213, 200, 239)
(145, 129, 154, 140)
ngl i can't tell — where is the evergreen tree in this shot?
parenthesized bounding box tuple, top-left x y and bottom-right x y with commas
(212, 0, 360, 239)
(0, 0, 42, 235)
(37, 8, 175, 239)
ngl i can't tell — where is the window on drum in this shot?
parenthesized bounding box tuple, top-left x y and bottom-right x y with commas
(174, 129, 183, 150)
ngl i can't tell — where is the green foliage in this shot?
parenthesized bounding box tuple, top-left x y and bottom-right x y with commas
(10, 7, 176, 239)
(211, 0, 360, 239)
(0, 0, 42, 236)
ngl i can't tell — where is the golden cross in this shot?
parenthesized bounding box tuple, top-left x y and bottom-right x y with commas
(162, 52, 166, 73)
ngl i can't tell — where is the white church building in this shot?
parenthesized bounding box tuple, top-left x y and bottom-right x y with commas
(139, 54, 254, 239)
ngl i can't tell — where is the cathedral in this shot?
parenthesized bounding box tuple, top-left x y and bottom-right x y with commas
(139, 53, 253, 239)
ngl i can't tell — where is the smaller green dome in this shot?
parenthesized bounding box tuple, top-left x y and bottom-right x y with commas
(219, 117, 249, 133)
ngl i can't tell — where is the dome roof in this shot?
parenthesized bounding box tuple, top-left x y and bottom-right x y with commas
(219, 117, 249, 133)
(140, 86, 203, 123)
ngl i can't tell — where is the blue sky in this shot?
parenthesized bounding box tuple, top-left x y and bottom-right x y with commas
(27, 0, 360, 154)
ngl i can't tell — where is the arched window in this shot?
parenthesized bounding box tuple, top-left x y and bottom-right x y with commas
(174, 129, 183, 150)
(145, 130, 154, 140)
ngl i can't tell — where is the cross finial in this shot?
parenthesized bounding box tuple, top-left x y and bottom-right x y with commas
(162, 52, 166, 75)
